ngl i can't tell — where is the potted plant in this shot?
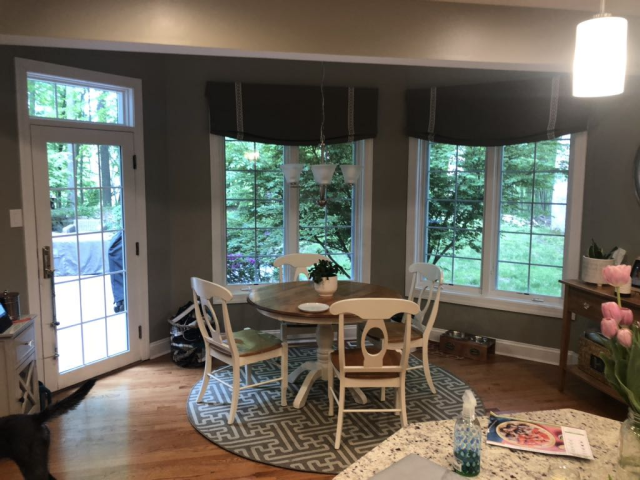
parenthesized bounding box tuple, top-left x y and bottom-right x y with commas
(581, 239, 616, 286)
(598, 265, 640, 475)
(308, 259, 344, 297)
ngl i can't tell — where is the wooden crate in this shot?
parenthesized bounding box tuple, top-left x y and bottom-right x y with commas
(577, 335, 608, 384)
(439, 334, 495, 361)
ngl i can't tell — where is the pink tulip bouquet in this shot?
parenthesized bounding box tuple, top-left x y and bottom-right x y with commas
(599, 265, 640, 414)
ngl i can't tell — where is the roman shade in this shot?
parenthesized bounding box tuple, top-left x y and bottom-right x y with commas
(206, 82, 378, 146)
(406, 76, 591, 146)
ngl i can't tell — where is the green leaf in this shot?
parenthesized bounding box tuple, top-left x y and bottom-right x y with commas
(601, 349, 630, 403)
(625, 325, 640, 409)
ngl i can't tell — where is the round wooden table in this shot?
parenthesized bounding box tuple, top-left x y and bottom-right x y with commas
(247, 281, 403, 409)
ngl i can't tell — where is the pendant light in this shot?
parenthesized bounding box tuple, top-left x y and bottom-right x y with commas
(282, 63, 363, 206)
(573, 0, 628, 97)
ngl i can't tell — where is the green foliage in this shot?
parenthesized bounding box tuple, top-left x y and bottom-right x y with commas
(224, 139, 354, 284)
(47, 142, 123, 233)
(427, 137, 571, 296)
(601, 324, 640, 414)
(308, 259, 345, 283)
(588, 239, 617, 259)
(28, 79, 121, 123)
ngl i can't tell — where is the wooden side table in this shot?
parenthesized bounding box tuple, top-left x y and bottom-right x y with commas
(0, 315, 40, 416)
(559, 280, 640, 401)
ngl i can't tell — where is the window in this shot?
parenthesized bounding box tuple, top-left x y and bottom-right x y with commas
(27, 73, 130, 125)
(213, 136, 372, 297)
(299, 144, 355, 278)
(426, 144, 486, 287)
(407, 134, 585, 317)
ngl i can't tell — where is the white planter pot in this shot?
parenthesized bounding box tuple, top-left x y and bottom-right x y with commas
(314, 276, 338, 297)
(580, 256, 615, 286)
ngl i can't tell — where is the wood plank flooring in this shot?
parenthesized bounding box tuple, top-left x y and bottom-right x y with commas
(0, 348, 627, 479)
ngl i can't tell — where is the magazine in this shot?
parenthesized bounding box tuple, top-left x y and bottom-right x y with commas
(486, 413, 594, 460)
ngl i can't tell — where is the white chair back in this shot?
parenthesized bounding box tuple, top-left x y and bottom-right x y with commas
(408, 263, 443, 336)
(330, 298, 420, 376)
(191, 277, 239, 359)
(274, 253, 330, 282)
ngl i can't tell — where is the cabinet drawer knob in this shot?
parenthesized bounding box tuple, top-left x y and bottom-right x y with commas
(21, 340, 34, 347)
(583, 302, 590, 310)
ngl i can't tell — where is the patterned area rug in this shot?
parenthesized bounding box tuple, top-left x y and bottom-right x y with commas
(186, 346, 484, 475)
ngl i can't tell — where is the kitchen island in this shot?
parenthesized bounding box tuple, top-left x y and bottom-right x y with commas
(335, 409, 621, 479)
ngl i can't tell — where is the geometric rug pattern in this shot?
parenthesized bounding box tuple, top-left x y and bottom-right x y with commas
(186, 346, 484, 474)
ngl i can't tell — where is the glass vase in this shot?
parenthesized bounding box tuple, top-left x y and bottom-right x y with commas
(619, 409, 640, 477)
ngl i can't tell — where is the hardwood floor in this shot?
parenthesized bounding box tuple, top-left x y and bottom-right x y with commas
(0, 348, 627, 479)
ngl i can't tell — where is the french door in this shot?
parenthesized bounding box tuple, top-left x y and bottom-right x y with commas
(31, 126, 142, 390)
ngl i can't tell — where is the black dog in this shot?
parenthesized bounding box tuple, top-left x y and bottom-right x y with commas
(0, 379, 96, 480)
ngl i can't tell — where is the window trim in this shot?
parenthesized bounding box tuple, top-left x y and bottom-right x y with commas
(405, 133, 586, 318)
(211, 135, 373, 303)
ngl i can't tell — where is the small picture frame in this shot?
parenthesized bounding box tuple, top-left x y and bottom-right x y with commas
(631, 257, 640, 288)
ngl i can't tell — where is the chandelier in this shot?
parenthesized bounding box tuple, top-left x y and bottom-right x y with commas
(280, 63, 363, 206)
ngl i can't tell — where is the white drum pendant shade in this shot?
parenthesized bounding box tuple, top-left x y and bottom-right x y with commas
(573, 16, 628, 97)
(281, 164, 304, 186)
(311, 164, 336, 185)
(340, 165, 363, 184)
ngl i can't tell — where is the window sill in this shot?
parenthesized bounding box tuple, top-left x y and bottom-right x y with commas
(420, 288, 563, 318)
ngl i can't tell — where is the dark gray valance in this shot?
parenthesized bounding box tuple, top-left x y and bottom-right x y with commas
(406, 76, 591, 146)
(206, 82, 378, 146)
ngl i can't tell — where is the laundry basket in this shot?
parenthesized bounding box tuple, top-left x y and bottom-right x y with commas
(168, 302, 205, 368)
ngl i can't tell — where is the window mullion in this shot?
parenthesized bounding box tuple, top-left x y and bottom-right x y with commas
(481, 146, 501, 297)
(284, 146, 299, 281)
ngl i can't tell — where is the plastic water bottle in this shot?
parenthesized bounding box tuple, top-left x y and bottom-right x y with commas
(453, 390, 482, 477)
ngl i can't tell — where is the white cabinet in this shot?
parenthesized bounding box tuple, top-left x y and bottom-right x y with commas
(0, 317, 40, 416)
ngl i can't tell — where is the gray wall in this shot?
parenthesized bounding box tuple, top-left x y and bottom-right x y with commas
(1, 45, 639, 349)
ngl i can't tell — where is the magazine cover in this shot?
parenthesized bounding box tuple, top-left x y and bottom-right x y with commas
(486, 413, 594, 460)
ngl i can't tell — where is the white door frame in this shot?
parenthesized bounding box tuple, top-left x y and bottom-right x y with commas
(14, 58, 150, 387)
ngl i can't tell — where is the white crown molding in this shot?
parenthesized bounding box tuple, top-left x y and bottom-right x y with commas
(0, 34, 568, 73)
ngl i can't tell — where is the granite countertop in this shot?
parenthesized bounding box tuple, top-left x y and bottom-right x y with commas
(335, 409, 621, 480)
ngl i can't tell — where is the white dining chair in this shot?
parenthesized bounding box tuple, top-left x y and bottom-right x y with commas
(274, 253, 331, 349)
(191, 277, 288, 424)
(327, 298, 420, 449)
(366, 262, 443, 396)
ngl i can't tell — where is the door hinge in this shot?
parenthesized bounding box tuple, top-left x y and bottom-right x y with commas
(133, 154, 137, 170)
(135, 242, 140, 256)
(138, 325, 142, 339)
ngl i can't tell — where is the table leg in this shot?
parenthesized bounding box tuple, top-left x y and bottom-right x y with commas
(290, 323, 368, 408)
(559, 287, 572, 392)
(316, 324, 334, 381)
(288, 361, 315, 384)
(293, 368, 323, 409)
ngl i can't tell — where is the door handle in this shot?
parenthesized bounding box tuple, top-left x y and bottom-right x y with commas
(42, 246, 55, 279)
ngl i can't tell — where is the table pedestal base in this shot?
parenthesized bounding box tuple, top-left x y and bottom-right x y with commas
(289, 324, 368, 409)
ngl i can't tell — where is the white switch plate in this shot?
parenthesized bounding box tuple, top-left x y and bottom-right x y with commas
(9, 209, 23, 228)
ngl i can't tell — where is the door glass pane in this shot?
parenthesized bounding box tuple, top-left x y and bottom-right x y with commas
(48, 142, 130, 374)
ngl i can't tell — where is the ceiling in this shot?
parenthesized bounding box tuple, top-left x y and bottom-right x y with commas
(430, 0, 640, 16)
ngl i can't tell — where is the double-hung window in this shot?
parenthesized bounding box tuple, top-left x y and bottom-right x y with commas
(406, 134, 586, 317)
(212, 136, 372, 299)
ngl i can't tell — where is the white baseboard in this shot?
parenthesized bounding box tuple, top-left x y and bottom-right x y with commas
(149, 326, 578, 366)
(430, 328, 578, 366)
(149, 337, 171, 359)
